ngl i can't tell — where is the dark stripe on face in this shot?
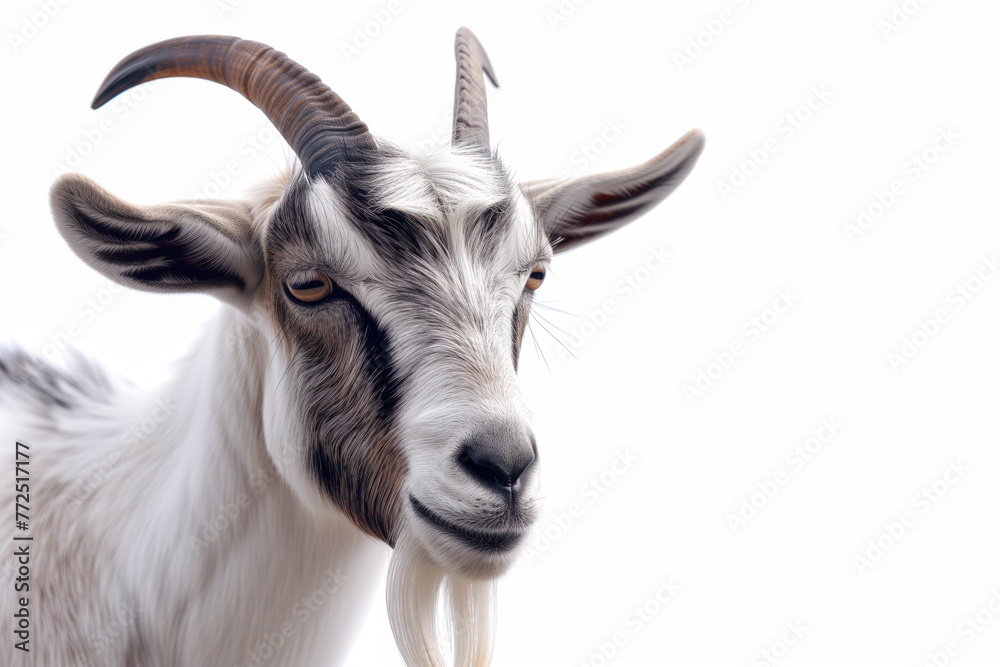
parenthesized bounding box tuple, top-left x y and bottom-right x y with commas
(335, 288, 401, 422)
(276, 284, 403, 422)
(477, 200, 514, 236)
(308, 293, 403, 544)
(331, 168, 445, 264)
(266, 173, 407, 544)
(470, 198, 521, 267)
(267, 174, 402, 420)
(511, 292, 532, 370)
(267, 177, 319, 251)
(272, 273, 405, 544)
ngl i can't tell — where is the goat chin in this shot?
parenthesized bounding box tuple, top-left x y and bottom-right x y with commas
(388, 530, 498, 667)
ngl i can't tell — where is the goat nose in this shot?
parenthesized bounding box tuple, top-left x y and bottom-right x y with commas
(458, 423, 536, 493)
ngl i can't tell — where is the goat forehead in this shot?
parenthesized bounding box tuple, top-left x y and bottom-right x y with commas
(354, 150, 541, 267)
(367, 149, 510, 218)
(268, 152, 546, 286)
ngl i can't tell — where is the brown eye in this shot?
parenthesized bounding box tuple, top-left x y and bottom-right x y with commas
(285, 271, 334, 303)
(525, 267, 546, 291)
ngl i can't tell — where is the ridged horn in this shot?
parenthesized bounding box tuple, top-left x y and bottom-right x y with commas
(91, 35, 376, 175)
(452, 27, 497, 151)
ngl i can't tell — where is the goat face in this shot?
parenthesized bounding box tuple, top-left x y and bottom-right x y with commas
(258, 151, 547, 577)
(49, 32, 704, 579)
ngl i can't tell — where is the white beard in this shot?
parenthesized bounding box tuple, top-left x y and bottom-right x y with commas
(387, 530, 497, 667)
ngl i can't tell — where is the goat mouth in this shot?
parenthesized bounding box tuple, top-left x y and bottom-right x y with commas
(410, 496, 524, 552)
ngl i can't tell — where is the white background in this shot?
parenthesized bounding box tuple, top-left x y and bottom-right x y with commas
(1, 0, 998, 665)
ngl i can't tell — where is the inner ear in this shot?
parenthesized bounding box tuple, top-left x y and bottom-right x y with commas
(524, 129, 704, 253)
(51, 173, 263, 308)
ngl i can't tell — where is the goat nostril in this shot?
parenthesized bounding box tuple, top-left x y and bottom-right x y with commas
(458, 446, 508, 488)
(507, 449, 535, 486)
(458, 434, 535, 492)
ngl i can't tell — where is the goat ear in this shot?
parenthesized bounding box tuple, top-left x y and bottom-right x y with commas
(523, 129, 704, 253)
(50, 173, 263, 307)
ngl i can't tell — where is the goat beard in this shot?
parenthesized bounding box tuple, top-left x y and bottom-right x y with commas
(387, 531, 497, 667)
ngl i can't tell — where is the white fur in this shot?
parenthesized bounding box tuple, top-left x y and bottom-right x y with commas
(0, 310, 390, 666)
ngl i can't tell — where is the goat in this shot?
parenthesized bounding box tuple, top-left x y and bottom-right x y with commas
(0, 29, 703, 666)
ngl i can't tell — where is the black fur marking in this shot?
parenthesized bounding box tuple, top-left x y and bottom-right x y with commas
(123, 263, 245, 290)
(267, 178, 319, 251)
(301, 291, 403, 543)
(69, 201, 173, 245)
(69, 203, 246, 290)
(294, 287, 401, 423)
(266, 195, 405, 543)
(0, 345, 114, 413)
(511, 293, 532, 370)
(335, 171, 446, 265)
(328, 151, 519, 267)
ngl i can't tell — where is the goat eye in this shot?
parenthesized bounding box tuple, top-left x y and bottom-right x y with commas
(285, 271, 334, 303)
(525, 267, 546, 291)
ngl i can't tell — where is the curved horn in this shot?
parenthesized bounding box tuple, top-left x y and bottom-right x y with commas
(452, 27, 498, 151)
(91, 35, 376, 175)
